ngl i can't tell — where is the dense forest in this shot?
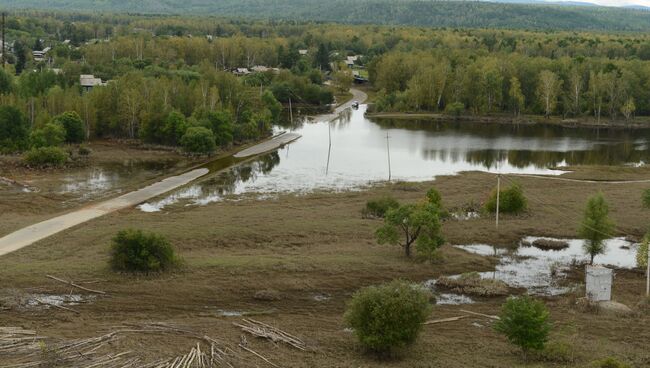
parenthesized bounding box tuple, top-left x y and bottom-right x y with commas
(2, 12, 650, 162)
(0, 0, 650, 32)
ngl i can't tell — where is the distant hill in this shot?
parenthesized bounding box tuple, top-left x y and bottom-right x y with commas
(0, 0, 649, 32)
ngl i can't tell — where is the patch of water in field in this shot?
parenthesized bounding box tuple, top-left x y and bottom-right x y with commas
(450, 237, 638, 296)
(140, 104, 650, 211)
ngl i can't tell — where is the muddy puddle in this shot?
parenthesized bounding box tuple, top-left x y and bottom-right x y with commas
(0, 291, 95, 311)
(447, 237, 638, 296)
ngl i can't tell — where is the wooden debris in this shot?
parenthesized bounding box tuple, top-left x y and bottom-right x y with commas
(45, 275, 106, 295)
(423, 315, 468, 325)
(34, 298, 80, 314)
(460, 309, 500, 320)
(238, 340, 280, 368)
(233, 318, 307, 351)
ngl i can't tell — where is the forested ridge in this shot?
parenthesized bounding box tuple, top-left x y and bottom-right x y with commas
(1, 0, 650, 32)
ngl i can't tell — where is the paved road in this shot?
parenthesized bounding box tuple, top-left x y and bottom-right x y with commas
(0, 88, 368, 257)
(234, 133, 301, 158)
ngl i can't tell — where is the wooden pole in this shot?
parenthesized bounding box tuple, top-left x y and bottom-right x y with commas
(289, 97, 293, 124)
(386, 133, 391, 181)
(646, 246, 649, 296)
(496, 174, 501, 229)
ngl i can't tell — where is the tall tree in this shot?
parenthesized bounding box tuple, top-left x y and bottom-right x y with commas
(508, 76, 524, 117)
(536, 70, 562, 118)
(579, 193, 615, 265)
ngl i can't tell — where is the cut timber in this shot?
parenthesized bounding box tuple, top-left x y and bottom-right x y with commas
(423, 315, 468, 325)
(460, 309, 500, 320)
(46, 274, 106, 295)
(233, 318, 306, 351)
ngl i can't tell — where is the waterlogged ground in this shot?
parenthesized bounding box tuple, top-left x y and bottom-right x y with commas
(140, 105, 650, 211)
(444, 237, 637, 298)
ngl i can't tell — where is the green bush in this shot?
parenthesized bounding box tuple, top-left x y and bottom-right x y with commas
(485, 182, 527, 214)
(109, 229, 178, 273)
(642, 188, 650, 209)
(180, 126, 216, 155)
(29, 122, 66, 148)
(23, 147, 68, 167)
(426, 187, 442, 208)
(0, 105, 29, 153)
(445, 101, 464, 117)
(53, 111, 85, 143)
(590, 357, 631, 368)
(344, 280, 432, 355)
(362, 196, 399, 218)
(494, 295, 551, 359)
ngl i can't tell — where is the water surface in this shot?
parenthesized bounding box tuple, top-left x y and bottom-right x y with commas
(140, 105, 650, 211)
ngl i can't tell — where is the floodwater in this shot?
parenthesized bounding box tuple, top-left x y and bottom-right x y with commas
(451, 237, 638, 296)
(141, 104, 650, 211)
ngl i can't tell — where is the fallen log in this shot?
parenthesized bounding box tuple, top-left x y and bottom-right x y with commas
(460, 309, 500, 320)
(423, 315, 468, 325)
(45, 275, 106, 295)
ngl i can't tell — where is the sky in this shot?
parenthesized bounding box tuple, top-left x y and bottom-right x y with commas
(547, 0, 650, 6)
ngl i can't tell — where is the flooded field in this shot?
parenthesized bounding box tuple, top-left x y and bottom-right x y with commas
(446, 237, 637, 296)
(141, 104, 650, 211)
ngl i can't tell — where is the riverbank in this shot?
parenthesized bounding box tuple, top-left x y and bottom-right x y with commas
(366, 111, 650, 129)
(1, 167, 649, 367)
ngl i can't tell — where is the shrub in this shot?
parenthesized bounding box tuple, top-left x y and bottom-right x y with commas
(29, 122, 66, 148)
(0, 105, 29, 153)
(590, 357, 631, 368)
(77, 145, 92, 156)
(537, 340, 575, 363)
(110, 229, 178, 273)
(642, 189, 650, 209)
(426, 187, 442, 207)
(494, 295, 551, 359)
(362, 196, 399, 218)
(636, 233, 649, 269)
(23, 147, 68, 167)
(180, 126, 216, 155)
(445, 101, 464, 117)
(53, 111, 85, 143)
(162, 110, 188, 146)
(344, 280, 431, 355)
(485, 182, 527, 214)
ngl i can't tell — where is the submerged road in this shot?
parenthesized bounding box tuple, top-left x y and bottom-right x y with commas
(0, 88, 367, 257)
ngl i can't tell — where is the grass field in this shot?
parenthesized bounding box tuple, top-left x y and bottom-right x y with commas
(1, 152, 650, 366)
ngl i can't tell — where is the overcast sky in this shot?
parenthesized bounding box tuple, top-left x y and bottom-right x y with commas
(548, 0, 650, 6)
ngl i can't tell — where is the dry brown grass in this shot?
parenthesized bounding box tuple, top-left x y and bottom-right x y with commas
(1, 162, 650, 366)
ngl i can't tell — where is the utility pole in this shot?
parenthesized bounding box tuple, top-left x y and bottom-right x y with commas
(496, 174, 501, 229)
(289, 96, 293, 124)
(386, 133, 391, 181)
(1, 12, 5, 68)
(646, 246, 649, 296)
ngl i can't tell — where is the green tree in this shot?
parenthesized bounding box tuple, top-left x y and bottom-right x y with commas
(376, 203, 444, 257)
(202, 111, 234, 146)
(537, 70, 562, 118)
(344, 280, 432, 355)
(180, 126, 216, 155)
(0, 67, 13, 95)
(579, 193, 615, 265)
(30, 122, 66, 148)
(262, 90, 282, 123)
(636, 233, 649, 269)
(0, 105, 29, 152)
(509, 76, 524, 117)
(162, 111, 188, 146)
(494, 296, 551, 360)
(313, 43, 330, 71)
(620, 97, 635, 122)
(13, 40, 26, 74)
(53, 111, 85, 143)
(485, 183, 527, 214)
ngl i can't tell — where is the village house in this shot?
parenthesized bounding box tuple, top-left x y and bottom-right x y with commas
(80, 74, 106, 92)
(32, 47, 51, 62)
